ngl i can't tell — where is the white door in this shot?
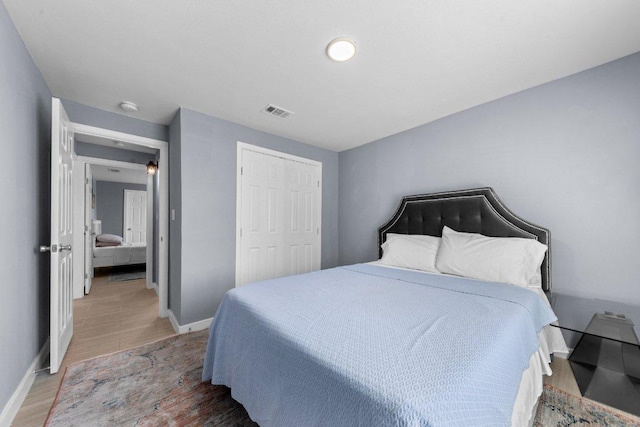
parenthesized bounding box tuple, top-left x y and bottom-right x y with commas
(284, 160, 321, 275)
(47, 98, 74, 374)
(239, 150, 285, 286)
(124, 189, 147, 243)
(237, 145, 321, 287)
(84, 164, 93, 294)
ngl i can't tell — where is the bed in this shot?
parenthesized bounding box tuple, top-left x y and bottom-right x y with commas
(93, 240, 147, 268)
(202, 187, 567, 426)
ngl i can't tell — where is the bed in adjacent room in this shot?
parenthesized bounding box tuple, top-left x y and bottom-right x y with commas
(93, 233, 147, 268)
(202, 187, 567, 426)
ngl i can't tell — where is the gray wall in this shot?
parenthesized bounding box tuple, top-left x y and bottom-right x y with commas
(169, 111, 183, 321)
(61, 99, 169, 142)
(76, 141, 154, 164)
(170, 108, 339, 325)
(0, 1, 53, 413)
(95, 181, 147, 236)
(339, 52, 640, 306)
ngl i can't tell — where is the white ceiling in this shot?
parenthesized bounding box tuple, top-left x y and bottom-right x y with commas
(4, 0, 640, 152)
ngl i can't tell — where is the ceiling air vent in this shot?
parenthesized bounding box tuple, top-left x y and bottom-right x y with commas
(261, 104, 294, 119)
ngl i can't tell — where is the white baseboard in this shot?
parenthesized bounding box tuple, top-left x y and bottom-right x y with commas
(147, 281, 158, 295)
(0, 339, 50, 427)
(168, 310, 212, 334)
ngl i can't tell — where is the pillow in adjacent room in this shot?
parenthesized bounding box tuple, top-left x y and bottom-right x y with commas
(96, 233, 123, 245)
(379, 233, 441, 273)
(435, 226, 547, 288)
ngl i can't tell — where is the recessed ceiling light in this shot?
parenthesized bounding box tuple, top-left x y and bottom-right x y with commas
(119, 101, 138, 112)
(326, 37, 357, 62)
(114, 141, 125, 147)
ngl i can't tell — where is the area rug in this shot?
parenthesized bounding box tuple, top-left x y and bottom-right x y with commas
(45, 331, 640, 426)
(534, 383, 640, 426)
(107, 266, 146, 282)
(45, 330, 256, 427)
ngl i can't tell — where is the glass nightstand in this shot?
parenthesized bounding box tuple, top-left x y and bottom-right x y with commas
(549, 292, 640, 416)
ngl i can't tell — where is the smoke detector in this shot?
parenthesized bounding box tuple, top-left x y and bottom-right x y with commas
(261, 104, 294, 119)
(119, 101, 139, 112)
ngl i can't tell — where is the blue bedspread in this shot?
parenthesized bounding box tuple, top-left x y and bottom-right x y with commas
(202, 264, 556, 426)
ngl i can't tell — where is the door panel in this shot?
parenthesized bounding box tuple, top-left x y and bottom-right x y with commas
(238, 147, 321, 287)
(50, 98, 74, 374)
(284, 159, 320, 276)
(239, 150, 285, 286)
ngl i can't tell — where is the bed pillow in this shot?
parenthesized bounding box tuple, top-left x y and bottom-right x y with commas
(435, 226, 547, 288)
(96, 233, 123, 245)
(379, 233, 441, 273)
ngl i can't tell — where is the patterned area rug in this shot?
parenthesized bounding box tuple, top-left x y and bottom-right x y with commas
(45, 331, 640, 426)
(107, 266, 146, 282)
(534, 384, 640, 426)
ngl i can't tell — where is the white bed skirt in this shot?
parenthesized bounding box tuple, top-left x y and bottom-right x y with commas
(93, 243, 146, 268)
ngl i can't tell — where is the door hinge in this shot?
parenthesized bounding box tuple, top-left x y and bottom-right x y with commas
(240, 228, 243, 237)
(241, 167, 244, 176)
(85, 178, 89, 184)
(85, 273, 88, 279)
(317, 228, 319, 235)
(317, 180, 320, 188)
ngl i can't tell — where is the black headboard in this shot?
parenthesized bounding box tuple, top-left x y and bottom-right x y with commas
(378, 187, 551, 292)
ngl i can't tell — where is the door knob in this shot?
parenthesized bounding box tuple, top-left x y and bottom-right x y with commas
(59, 244, 72, 252)
(39, 245, 51, 253)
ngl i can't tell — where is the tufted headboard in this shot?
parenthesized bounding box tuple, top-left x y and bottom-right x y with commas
(378, 187, 551, 292)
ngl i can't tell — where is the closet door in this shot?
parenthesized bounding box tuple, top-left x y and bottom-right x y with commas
(238, 149, 286, 286)
(237, 145, 321, 287)
(284, 159, 321, 275)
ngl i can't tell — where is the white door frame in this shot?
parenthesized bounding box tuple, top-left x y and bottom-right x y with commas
(235, 141, 322, 287)
(71, 123, 169, 318)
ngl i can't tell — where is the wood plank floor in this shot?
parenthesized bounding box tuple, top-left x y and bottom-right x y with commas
(11, 270, 175, 427)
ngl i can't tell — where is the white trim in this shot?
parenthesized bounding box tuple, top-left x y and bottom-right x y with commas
(0, 339, 50, 427)
(235, 142, 323, 288)
(72, 124, 169, 318)
(146, 174, 154, 290)
(237, 141, 322, 167)
(168, 310, 213, 334)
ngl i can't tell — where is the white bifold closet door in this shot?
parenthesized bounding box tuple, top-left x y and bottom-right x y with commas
(238, 147, 321, 287)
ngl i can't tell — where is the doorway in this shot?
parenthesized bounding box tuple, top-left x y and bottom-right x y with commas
(74, 157, 151, 296)
(69, 123, 169, 318)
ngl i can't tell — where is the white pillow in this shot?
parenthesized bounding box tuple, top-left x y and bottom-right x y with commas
(435, 226, 547, 288)
(380, 233, 441, 273)
(96, 233, 123, 244)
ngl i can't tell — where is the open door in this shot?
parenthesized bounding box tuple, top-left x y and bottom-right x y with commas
(42, 98, 75, 374)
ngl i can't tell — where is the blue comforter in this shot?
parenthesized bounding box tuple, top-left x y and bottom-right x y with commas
(202, 264, 556, 426)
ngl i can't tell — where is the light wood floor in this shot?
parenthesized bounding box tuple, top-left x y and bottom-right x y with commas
(11, 270, 175, 427)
